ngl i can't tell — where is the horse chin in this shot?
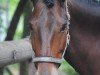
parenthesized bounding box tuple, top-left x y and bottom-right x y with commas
(37, 63, 59, 75)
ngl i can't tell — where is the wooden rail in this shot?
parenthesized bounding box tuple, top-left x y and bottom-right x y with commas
(0, 38, 34, 67)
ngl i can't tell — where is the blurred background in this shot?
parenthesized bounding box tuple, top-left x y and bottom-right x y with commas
(0, 0, 78, 75)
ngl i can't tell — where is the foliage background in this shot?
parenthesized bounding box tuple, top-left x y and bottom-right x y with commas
(0, 0, 78, 75)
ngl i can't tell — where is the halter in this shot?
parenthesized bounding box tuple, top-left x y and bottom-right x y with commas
(31, 0, 70, 64)
(32, 57, 63, 64)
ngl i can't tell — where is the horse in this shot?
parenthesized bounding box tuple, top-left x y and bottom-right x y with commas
(30, 0, 100, 75)
(64, 0, 100, 75)
(30, 0, 70, 75)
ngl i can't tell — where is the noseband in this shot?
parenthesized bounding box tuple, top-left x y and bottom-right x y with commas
(32, 57, 63, 64)
(31, 0, 70, 65)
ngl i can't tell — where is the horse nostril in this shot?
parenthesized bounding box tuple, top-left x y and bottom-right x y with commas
(44, 0, 54, 8)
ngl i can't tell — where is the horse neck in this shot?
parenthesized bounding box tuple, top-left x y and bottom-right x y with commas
(64, 2, 100, 75)
(66, 18, 100, 75)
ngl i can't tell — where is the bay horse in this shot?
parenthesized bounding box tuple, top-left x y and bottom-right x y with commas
(30, 0, 70, 75)
(64, 0, 100, 75)
(30, 0, 100, 75)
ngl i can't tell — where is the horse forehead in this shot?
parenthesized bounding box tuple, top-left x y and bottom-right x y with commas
(31, 12, 65, 27)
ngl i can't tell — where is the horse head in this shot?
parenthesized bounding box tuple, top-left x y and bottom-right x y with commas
(30, 0, 70, 75)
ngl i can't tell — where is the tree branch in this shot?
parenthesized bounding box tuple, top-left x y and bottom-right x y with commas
(5, 0, 28, 40)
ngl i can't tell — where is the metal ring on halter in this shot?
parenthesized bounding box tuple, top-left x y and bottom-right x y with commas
(32, 57, 63, 64)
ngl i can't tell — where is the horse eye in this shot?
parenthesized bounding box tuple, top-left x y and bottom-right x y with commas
(60, 23, 67, 32)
